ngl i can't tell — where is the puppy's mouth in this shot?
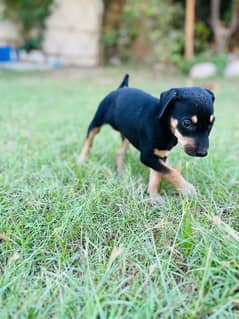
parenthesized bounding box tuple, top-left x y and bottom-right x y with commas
(174, 131, 208, 157)
(184, 145, 197, 156)
(184, 145, 208, 157)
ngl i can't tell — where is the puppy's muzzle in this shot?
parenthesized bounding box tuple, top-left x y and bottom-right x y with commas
(184, 144, 208, 157)
(195, 149, 208, 157)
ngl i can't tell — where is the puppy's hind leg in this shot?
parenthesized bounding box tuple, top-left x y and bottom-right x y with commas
(79, 112, 105, 163)
(79, 126, 101, 163)
(116, 137, 129, 173)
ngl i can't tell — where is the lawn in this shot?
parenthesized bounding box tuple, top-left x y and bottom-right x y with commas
(0, 67, 239, 319)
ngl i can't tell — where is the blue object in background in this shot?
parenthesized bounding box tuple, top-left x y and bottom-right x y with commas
(0, 46, 18, 62)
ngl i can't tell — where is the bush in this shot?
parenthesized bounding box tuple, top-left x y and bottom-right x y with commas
(3, 0, 53, 51)
(117, 0, 185, 63)
(194, 21, 211, 54)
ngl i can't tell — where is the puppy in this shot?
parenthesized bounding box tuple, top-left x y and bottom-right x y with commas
(79, 74, 215, 202)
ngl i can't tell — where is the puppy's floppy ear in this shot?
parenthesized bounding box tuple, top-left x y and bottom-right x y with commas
(158, 89, 177, 119)
(205, 89, 215, 102)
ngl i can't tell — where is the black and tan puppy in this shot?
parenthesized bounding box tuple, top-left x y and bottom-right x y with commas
(79, 75, 215, 202)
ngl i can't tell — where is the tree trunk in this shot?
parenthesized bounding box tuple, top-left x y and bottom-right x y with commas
(131, 0, 153, 63)
(101, 0, 126, 63)
(211, 0, 239, 53)
(184, 0, 195, 59)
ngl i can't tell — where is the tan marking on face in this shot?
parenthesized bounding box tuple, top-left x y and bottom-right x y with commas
(191, 115, 198, 124)
(147, 169, 162, 200)
(170, 118, 196, 151)
(174, 129, 195, 148)
(154, 149, 170, 158)
(79, 127, 101, 162)
(116, 139, 129, 173)
(170, 118, 178, 134)
(209, 114, 214, 123)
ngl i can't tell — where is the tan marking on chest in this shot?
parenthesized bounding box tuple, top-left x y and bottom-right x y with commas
(154, 149, 170, 158)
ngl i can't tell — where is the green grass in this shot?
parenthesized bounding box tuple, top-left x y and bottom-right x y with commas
(0, 68, 239, 319)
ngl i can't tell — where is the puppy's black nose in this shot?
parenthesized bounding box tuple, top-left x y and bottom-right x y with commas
(196, 150, 208, 157)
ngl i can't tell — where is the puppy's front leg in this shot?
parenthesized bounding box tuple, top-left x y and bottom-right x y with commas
(141, 151, 196, 197)
(148, 169, 164, 203)
(163, 165, 197, 196)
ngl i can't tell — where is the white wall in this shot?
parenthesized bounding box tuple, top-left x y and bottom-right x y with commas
(42, 0, 103, 66)
(0, 4, 18, 46)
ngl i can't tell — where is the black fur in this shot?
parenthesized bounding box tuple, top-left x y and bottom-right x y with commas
(86, 74, 215, 174)
(118, 74, 129, 89)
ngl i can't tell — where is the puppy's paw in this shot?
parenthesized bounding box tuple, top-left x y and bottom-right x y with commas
(116, 165, 125, 174)
(149, 193, 165, 204)
(178, 183, 197, 197)
(78, 153, 88, 164)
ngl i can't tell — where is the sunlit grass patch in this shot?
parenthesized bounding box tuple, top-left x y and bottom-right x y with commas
(0, 69, 239, 318)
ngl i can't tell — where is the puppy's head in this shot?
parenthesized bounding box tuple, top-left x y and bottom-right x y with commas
(158, 87, 215, 157)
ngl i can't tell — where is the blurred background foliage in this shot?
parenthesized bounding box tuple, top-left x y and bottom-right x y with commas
(2, 0, 239, 69)
(102, 0, 238, 71)
(117, 0, 185, 64)
(3, 0, 53, 51)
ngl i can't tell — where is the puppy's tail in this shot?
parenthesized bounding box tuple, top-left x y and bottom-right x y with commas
(118, 74, 129, 89)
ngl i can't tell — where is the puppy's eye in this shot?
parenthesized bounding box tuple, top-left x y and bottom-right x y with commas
(182, 119, 193, 128)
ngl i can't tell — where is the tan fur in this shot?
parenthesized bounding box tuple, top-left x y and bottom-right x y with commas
(164, 167, 189, 190)
(154, 149, 170, 158)
(210, 114, 214, 123)
(116, 139, 129, 172)
(79, 127, 100, 162)
(170, 117, 195, 150)
(174, 129, 195, 148)
(148, 169, 163, 202)
(159, 160, 196, 196)
(191, 115, 198, 124)
(170, 118, 178, 133)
